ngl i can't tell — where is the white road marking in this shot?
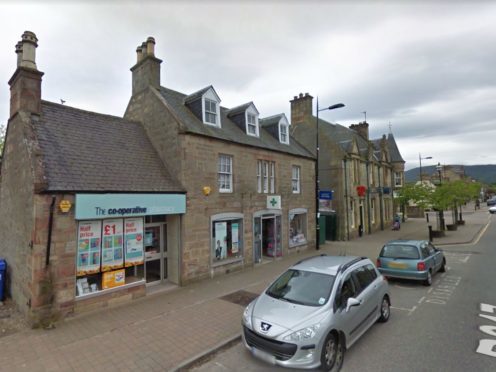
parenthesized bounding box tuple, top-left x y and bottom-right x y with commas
(418, 296, 425, 304)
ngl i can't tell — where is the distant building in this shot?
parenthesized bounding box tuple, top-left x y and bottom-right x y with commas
(291, 93, 405, 240)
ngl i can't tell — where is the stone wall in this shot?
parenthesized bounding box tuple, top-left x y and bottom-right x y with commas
(125, 88, 316, 285)
(0, 113, 36, 317)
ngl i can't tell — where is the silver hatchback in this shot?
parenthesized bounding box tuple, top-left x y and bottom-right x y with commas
(242, 255, 390, 370)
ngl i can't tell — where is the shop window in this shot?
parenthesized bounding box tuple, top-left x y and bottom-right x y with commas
(289, 212, 307, 247)
(212, 219, 243, 263)
(76, 218, 145, 297)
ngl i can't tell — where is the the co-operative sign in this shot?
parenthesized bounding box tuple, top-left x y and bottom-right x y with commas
(75, 194, 186, 220)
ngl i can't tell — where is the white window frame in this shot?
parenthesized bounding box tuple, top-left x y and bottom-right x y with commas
(202, 88, 221, 127)
(279, 123, 289, 144)
(350, 200, 355, 228)
(246, 112, 259, 137)
(218, 154, 233, 193)
(270, 162, 275, 193)
(371, 199, 375, 224)
(257, 160, 275, 194)
(394, 172, 402, 187)
(292, 165, 301, 194)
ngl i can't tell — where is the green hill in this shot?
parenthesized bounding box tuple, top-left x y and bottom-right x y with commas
(405, 164, 496, 185)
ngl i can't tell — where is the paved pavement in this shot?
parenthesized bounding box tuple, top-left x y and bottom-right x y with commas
(0, 203, 491, 371)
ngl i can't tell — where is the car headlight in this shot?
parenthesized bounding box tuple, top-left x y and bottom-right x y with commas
(283, 324, 321, 342)
(242, 305, 253, 328)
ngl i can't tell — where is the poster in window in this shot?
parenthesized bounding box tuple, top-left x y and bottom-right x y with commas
(124, 217, 144, 266)
(77, 220, 102, 276)
(102, 269, 126, 289)
(231, 223, 239, 254)
(214, 222, 227, 260)
(101, 219, 124, 272)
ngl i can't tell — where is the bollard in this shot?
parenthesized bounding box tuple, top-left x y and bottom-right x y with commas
(428, 225, 433, 242)
(426, 212, 429, 223)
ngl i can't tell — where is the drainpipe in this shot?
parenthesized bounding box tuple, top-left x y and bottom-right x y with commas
(45, 195, 56, 267)
(366, 161, 371, 234)
(378, 164, 384, 231)
(344, 158, 350, 241)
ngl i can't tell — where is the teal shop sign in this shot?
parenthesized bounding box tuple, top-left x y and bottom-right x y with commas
(75, 194, 186, 220)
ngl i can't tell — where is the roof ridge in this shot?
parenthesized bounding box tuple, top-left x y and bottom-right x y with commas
(41, 100, 140, 125)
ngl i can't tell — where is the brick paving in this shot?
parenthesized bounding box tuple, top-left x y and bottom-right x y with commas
(0, 203, 491, 371)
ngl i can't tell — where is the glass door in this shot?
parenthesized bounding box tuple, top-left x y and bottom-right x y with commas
(144, 224, 167, 284)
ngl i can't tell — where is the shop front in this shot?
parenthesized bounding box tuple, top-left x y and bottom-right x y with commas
(74, 194, 186, 298)
(253, 198, 283, 263)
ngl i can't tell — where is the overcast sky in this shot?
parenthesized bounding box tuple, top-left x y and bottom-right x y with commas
(1, 1, 495, 170)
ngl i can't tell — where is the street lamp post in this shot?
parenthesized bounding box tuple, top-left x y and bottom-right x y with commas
(316, 99, 345, 250)
(419, 153, 432, 182)
(436, 162, 445, 231)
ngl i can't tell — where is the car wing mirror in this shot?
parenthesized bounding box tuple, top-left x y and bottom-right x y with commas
(346, 297, 360, 312)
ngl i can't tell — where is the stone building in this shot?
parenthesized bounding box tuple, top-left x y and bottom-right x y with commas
(290, 93, 405, 240)
(124, 37, 316, 284)
(0, 33, 315, 325)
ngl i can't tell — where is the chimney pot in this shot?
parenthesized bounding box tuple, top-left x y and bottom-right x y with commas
(146, 37, 155, 56)
(15, 41, 23, 67)
(299, 93, 303, 98)
(136, 46, 143, 63)
(20, 30, 38, 69)
(140, 42, 147, 57)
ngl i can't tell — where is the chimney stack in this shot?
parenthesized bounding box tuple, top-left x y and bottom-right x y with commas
(131, 36, 162, 95)
(290, 92, 313, 125)
(8, 31, 44, 118)
(349, 121, 369, 140)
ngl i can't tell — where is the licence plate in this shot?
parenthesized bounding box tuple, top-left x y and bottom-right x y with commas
(252, 347, 276, 365)
(388, 261, 407, 269)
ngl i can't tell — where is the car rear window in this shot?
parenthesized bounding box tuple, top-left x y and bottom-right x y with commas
(380, 245, 420, 259)
(266, 269, 335, 307)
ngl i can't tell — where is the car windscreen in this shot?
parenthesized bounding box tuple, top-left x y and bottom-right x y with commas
(265, 269, 335, 307)
(380, 245, 420, 259)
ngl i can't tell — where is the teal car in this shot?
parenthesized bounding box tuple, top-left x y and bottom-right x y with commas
(376, 240, 446, 286)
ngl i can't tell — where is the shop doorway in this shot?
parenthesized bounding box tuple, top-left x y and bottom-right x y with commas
(254, 214, 282, 263)
(144, 223, 167, 285)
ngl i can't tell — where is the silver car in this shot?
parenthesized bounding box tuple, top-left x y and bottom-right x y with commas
(242, 255, 390, 370)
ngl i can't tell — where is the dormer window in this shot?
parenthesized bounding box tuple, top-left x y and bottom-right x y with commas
(279, 123, 289, 144)
(247, 112, 259, 136)
(205, 99, 218, 125)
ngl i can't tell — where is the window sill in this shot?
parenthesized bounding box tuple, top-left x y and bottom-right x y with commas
(212, 256, 243, 267)
(75, 279, 145, 301)
(289, 241, 307, 248)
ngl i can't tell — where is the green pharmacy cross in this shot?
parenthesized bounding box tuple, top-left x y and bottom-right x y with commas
(270, 198, 278, 207)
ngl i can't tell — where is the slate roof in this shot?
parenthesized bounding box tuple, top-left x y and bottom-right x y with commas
(259, 114, 283, 127)
(387, 133, 405, 163)
(227, 102, 254, 117)
(183, 86, 213, 104)
(34, 101, 185, 193)
(159, 87, 314, 159)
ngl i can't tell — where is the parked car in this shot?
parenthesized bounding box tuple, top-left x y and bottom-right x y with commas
(487, 197, 496, 206)
(376, 240, 446, 286)
(242, 255, 390, 370)
(489, 205, 496, 214)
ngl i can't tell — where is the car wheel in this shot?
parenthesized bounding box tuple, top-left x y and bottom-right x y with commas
(439, 258, 446, 273)
(320, 332, 345, 371)
(378, 296, 390, 323)
(424, 270, 432, 286)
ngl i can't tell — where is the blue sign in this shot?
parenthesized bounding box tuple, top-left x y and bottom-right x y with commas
(319, 190, 333, 200)
(75, 194, 186, 220)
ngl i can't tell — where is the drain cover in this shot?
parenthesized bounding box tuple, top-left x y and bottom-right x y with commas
(220, 290, 259, 307)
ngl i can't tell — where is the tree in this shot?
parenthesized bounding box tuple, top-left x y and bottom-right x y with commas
(0, 124, 5, 154)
